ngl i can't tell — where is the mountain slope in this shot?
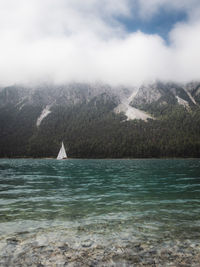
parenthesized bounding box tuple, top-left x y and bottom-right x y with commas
(0, 81, 200, 158)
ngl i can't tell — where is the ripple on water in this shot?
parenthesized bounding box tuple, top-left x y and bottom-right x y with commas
(0, 159, 200, 246)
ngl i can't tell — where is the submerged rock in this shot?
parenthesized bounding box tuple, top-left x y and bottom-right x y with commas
(1, 236, 200, 266)
(6, 237, 19, 245)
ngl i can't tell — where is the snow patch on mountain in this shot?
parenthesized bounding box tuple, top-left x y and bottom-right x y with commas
(36, 105, 51, 127)
(176, 96, 189, 108)
(114, 96, 153, 121)
(16, 97, 28, 110)
(184, 90, 196, 105)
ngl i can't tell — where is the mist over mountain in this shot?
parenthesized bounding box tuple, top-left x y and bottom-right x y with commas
(1, 1, 200, 157)
(0, 81, 200, 158)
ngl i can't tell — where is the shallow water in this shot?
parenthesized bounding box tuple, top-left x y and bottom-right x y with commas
(0, 159, 200, 265)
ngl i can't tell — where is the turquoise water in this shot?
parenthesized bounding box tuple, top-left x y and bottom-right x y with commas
(0, 159, 200, 247)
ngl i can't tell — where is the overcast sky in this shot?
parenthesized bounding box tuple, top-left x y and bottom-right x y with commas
(0, 0, 200, 86)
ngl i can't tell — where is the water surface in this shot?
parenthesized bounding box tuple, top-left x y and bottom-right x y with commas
(0, 159, 200, 264)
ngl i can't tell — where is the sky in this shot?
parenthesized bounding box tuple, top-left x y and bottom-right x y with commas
(0, 0, 200, 86)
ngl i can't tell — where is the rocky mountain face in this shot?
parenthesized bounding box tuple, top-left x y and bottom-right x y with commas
(130, 81, 199, 114)
(0, 81, 200, 158)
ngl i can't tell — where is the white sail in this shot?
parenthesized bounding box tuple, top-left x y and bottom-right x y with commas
(57, 142, 67, 160)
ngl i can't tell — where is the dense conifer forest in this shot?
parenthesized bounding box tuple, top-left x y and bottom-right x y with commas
(0, 87, 200, 158)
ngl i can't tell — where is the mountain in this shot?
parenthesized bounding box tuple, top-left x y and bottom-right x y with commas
(0, 81, 200, 158)
(130, 81, 199, 115)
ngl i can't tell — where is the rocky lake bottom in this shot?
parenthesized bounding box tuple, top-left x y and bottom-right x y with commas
(1, 228, 200, 266)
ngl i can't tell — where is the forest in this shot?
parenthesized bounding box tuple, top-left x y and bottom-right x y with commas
(0, 93, 200, 159)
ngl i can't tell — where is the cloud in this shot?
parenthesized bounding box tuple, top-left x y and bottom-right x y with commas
(0, 0, 200, 86)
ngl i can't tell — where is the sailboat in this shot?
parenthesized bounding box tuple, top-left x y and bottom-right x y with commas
(57, 142, 67, 160)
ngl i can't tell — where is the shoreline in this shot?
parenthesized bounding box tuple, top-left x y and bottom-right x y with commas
(0, 157, 199, 160)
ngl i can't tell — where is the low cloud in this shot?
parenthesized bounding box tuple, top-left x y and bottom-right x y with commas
(0, 0, 200, 86)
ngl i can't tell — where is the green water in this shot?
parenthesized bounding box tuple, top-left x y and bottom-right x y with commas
(0, 159, 200, 246)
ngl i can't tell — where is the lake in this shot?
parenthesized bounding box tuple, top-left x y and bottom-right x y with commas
(0, 159, 200, 266)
